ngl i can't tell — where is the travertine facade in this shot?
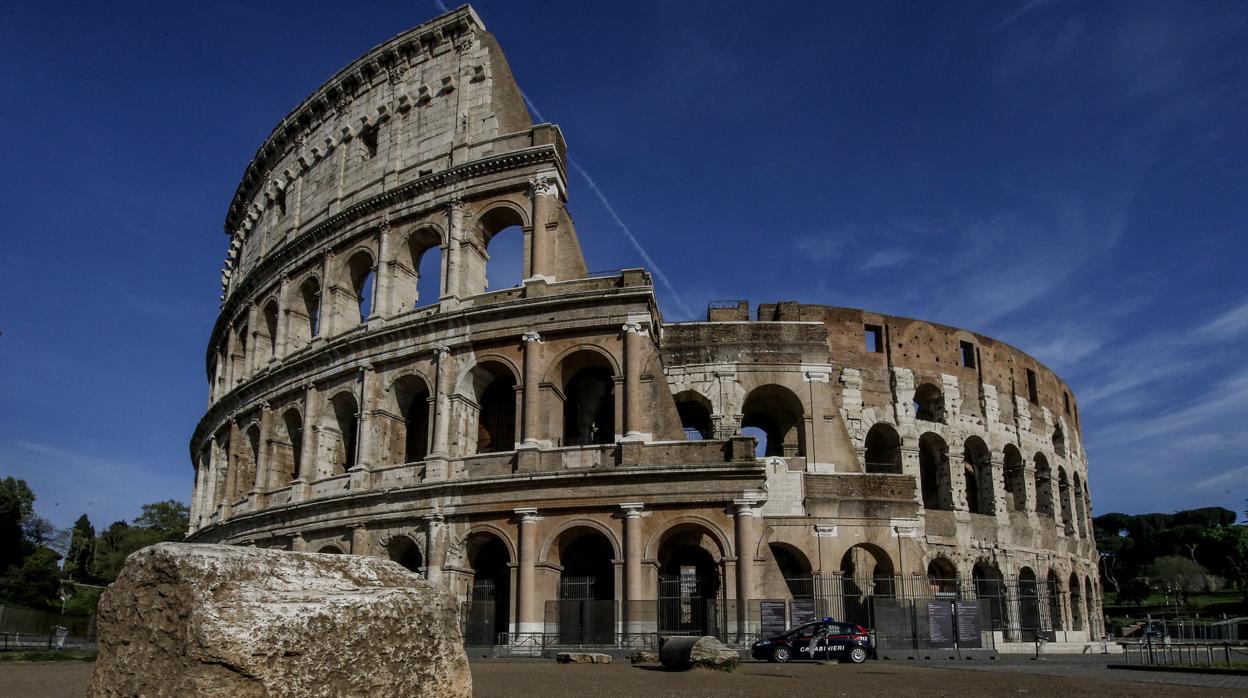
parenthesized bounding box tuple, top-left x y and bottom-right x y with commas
(189, 6, 1102, 648)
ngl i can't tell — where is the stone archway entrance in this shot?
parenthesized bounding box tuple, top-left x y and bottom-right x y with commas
(463, 533, 511, 645)
(657, 528, 722, 636)
(553, 529, 616, 644)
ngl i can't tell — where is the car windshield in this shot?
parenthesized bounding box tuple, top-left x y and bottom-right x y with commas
(782, 623, 820, 639)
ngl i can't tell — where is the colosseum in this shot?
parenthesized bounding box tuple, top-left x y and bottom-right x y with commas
(188, 6, 1102, 654)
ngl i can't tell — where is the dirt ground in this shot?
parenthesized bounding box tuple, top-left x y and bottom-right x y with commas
(2, 658, 1245, 697)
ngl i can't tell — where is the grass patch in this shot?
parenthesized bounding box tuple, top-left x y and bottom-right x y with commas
(0, 649, 97, 662)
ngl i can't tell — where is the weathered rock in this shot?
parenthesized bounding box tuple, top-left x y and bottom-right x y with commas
(88, 543, 471, 698)
(629, 651, 659, 664)
(556, 651, 612, 664)
(659, 636, 739, 672)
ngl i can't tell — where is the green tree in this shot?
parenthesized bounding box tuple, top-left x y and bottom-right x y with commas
(133, 500, 189, 542)
(1116, 577, 1152, 607)
(1202, 525, 1248, 602)
(91, 521, 163, 584)
(65, 514, 96, 583)
(0, 477, 35, 570)
(1148, 555, 1208, 606)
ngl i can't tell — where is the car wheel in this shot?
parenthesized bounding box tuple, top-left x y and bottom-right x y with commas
(771, 646, 792, 663)
(848, 646, 868, 664)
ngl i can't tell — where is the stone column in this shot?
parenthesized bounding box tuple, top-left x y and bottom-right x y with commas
(521, 332, 543, 448)
(425, 512, 445, 586)
(290, 532, 306, 552)
(319, 250, 336, 337)
(621, 503, 645, 632)
(274, 275, 290, 360)
(190, 461, 205, 529)
(427, 346, 452, 480)
(527, 173, 558, 281)
(734, 499, 762, 641)
(223, 324, 238, 389)
(442, 200, 464, 300)
(350, 524, 369, 555)
(253, 403, 274, 497)
(350, 367, 374, 490)
(291, 384, 319, 501)
(515, 508, 540, 635)
(245, 301, 260, 376)
(373, 219, 392, 318)
(622, 323, 645, 440)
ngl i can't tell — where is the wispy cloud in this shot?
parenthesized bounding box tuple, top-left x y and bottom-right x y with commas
(992, 0, 1053, 33)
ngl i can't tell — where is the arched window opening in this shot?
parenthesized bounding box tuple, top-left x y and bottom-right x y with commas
(1046, 570, 1064, 631)
(387, 537, 424, 574)
(407, 228, 443, 309)
(657, 527, 722, 636)
(841, 545, 895, 627)
(213, 434, 230, 509)
(926, 558, 958, 597)
(468, 363, 517, 455)
(330, 392, 359, 475)
(1074, 474, 1088, 538)
(299, 277, 321, 340)
(741, 385, 806, 458)
(464, 533, 512, 645)
(973, 562, 1007, 631)
(913, 383, 945, 423)
(475, 206, 525, 295)
(674, 391, 713, 441)
(1084, 578, 1096, 635)
(279, 408, 303, 484)
(1052, 424, 1066, 457)
(1034, 454, 1054, 518)
(555, 530, 616, 644)
(237, 424, 260, 499)
(395, 376, 431, 464)
(864, 423, 903, 474)
(918, 433, 952, 511)
(262, 301, 279, 363)
(1058, 467, 1074, 534)
(233, 324, 248, 384)
(345, 251, 376, 323)
(563, 366, 615, 446)
(318, 545, 344, 554)
(963, 436, 994, 515)
(1069, 573, 1084, 631)
(1002, 445, 1027, 513)
(1018, 567, 1041, 639)
(770, 544, 814, 599)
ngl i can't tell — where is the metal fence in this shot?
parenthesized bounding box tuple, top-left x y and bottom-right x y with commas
(1121, 641, 1248, 668)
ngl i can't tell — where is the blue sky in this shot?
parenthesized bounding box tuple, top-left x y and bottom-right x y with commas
(1, 1, 1245, 530)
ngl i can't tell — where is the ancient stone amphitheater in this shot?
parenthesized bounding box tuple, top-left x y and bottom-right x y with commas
(189, 6, 1102, 652)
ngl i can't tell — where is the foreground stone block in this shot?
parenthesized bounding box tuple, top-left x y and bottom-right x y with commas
(88, 543, 471, 698)
(658, 636, 739, 671)
(629, 650, 659, 664)
(556, 651, 612, 664)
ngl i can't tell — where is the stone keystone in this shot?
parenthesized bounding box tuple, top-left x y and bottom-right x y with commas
(88, 542, 471, 698)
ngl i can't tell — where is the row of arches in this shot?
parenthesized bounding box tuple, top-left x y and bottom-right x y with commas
(911, 383, 1074, 459)
(672, 384, 806, 457)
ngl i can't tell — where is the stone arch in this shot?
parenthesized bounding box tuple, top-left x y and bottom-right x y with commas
(674, 389, 714, 440)
(458, 358, 521, 455)
(655, 519, 728, 635)
(548, 525, 617, 613)
(1052, 424, 1066, 457)
(926, 556, 958, 596)
(1073, 473, 1088, 538)
(317, 544, 346, 554)
(972, 560, 1007, 631)
(1058, 466, 1073, 533)
(473, 202, 529, 294)
(1018, 566, 1042, 637)
(260, 298, 280, 363)
(740, 384, 806, 458)
(1069, 572, 1084, 631)
(550, 347, 617, 446)
(913, 383, 945, 423)
(275, 406, 303, 485)
(645, 516, 731, 561)
(401, 225, 444, 311)
(1034, 453, 1054, 517)
(840, 543, 895, 600)
(342, 248, 377, 323)
(863, 422, 903, 474)
(962, 435, 994, 515)
(389, 372, 433, 464)
(540, 519, 623, 563)
(1084, 577, 1096, 636)
(1046, 568, 1064, 631)
(236, 422, 261, 499)
(462, 527, 514, 644)
(326, 389, 360, 475)
(295, 274, 322, 343)
(768, 542, 815, 598)
(918, 432, 952, 511)
(386, 534, 425, 574)
(1002, 444, 1027, 513)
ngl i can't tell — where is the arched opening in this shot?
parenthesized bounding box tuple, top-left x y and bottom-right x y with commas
(1069, 573, 1084, 631)
(393, 375, 431, 464)
(560, 351, 616, 446)
(1073, 474, 1088, 538)
(467, 362, 517, 455)
(927, 557, 958, 597)
(477, 206, 525, 294)
(233, 323, 248, 384)
(972, 561, 1007, 631)
(1046, 570, 1064, 631)
(913, 383, 945, 423)
(841, 544, 894, 626)
(1058, 467, 1073, 534)
(262, 300, 279, 363)
(329, 392, 359, 475)
(963, 436, 994, 515)
(464, 532, 512, 645)
(278, 408, 302, 484)
(553, 529, 616, 644)
(236, 424, 260, 499)
(213, 433, 230, 509)
(1052, 424, 1066, 457)
(769, 543, 815, 599)
(918, 433, 952, 511)
(741, 385, 806, 458)
(345, 250, 376, 323)
(1002, 444, 1027, 513)
(1034, 454, 1054, 517)
(387, 537, 424, 575)
(657, 525, 723, 636)
(1018, 567, 1041, 639)
(863, 423, 903, 474)
(674, 391, 713, 441)
(299, 276, 321, 341)
(317, 545, 343, 554)
(405, 227, 443, 311)
(1084, 578, 1096, 636)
